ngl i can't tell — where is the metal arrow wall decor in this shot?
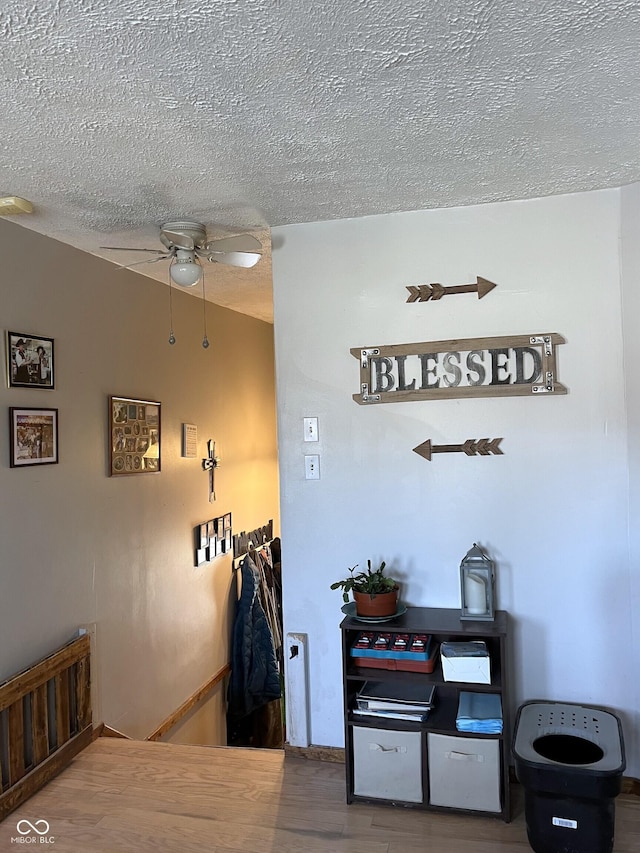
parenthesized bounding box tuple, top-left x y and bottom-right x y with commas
(413, 437, 504, 461)
(406, 276, 497, 303)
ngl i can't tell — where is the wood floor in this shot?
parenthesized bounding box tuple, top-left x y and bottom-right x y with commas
(0, 738, 638, 852)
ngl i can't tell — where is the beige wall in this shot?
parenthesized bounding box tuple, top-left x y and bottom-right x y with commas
(0, 219, 280, 742)
(163, 685, 228, 746)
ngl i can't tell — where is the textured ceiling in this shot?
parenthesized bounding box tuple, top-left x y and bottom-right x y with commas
(2, 1, 640, 323)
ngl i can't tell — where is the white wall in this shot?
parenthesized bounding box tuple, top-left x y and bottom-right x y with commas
(273, 188, 638, 775)
(0, 220, 280, 741)
(621, 182, 640, 772)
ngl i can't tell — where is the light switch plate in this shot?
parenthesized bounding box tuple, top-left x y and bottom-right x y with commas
(303, 417, 319, 442)
(304, 454, 320, 479)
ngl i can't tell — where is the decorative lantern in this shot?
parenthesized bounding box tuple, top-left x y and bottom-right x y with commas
(460, 543, 495, 621)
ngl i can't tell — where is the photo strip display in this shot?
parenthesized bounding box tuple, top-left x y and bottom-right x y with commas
(110, 396, 161, 475)
(195, 512, 232, 566)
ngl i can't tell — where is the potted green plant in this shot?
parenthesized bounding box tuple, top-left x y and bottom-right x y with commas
(331, 560, 399, 617)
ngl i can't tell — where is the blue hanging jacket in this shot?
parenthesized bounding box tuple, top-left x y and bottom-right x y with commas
(228, 554, 281, 718)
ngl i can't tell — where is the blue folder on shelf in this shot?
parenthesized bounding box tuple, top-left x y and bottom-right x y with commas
(456, 691, 503, 734)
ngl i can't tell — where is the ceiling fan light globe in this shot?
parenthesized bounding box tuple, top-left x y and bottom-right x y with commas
(170, 260, 203, 287)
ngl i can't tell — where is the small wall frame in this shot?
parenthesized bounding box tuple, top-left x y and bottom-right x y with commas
(6, 331, 54, 389)
(10, 407, 58, 467)
(109, 396, 161, 475)
(182, 423, 197, 458)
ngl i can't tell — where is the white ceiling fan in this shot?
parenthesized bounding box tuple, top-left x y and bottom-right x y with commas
(101, 221, 262, 287)
(102, 221, 263, 348)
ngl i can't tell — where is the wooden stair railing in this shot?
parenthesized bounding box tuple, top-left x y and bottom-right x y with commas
(0, 634, 92, 821)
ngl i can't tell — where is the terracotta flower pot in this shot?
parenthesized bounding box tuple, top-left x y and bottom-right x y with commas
(353, 587, 399, 618)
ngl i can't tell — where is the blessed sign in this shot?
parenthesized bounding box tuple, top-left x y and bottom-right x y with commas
(351, 333, 566, 404)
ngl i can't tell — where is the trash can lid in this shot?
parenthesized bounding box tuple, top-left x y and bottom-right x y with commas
(513, 701, 624, 773)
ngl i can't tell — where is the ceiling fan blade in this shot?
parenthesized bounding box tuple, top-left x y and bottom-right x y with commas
(115, 255, 171, 271)
(100, 246, 165, 253)
(161, 229, 195, 251)
(203, 235, 262, 254)
(206, 251, 261, 268)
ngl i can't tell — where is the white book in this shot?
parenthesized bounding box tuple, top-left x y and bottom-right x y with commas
(357, 698, 433, 713)
(353, 707, 429, 723)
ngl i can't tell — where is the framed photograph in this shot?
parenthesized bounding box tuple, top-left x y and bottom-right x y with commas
(109, 396, 161, 476)
(10, 408, 58, 467)
(6, 331, 54, 389)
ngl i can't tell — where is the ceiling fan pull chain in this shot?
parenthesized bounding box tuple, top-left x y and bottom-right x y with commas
(168, 273, 176, 345)
(202, 276, 210, 349)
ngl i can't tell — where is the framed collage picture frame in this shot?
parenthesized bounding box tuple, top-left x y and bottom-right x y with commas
(6, 331, 54, 389)
(9, 407, 59, 467)
(109, 396, 161, 476)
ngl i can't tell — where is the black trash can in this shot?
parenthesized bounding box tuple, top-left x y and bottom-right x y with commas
(512, 701, 625, 853)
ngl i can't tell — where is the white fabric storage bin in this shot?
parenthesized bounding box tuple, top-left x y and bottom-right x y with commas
(353, 726, 423, 803)
(428, 733, 501, 812)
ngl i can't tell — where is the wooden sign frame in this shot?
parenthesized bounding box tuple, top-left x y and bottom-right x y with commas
(351, 332, 567, 405)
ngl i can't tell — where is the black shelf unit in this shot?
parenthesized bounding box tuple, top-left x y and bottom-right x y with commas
(340, 606, 511, 821)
